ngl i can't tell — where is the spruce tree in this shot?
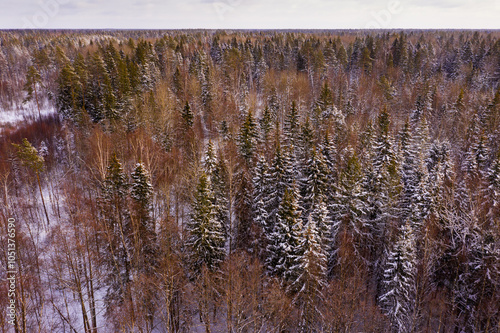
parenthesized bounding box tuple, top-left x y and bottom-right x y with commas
(398, 119, 431, 231)
(363, 109, 399, 288)
(302, 149, 330, 217)
(284, 101, 300, 146)
(186, 172, 226, 276)
(252, 154, 271, 256)
(320, 132, 338, 211)
(266, 184, 303, 283)
(238, 110, 258, 163)
(330, 151, 367, 261)
(379, 221, 417, 333)
(298, 117, 314, 164)
(264, 143, 295, 227)
(234, 165, 254, 252)
(204, 140, 217, 177)
(181, 100, 193, 128)
(205, 144, 229, 239)
(314, 81, 334, 127)
(310, 198, 335, 249)
(259, 105, 273, 143)
(130, 162, 157, 324)
(290, 216, 328, 332)
(130, 163, 156, 273)
(87, 53, 116, 123)
(101, 154, 132, 307)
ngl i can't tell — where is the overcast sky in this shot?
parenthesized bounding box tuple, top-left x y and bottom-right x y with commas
(1, 0, 499, 29)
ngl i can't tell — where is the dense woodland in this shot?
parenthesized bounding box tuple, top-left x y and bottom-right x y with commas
(0, 29, 499, 332)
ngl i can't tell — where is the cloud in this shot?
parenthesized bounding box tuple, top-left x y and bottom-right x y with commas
(0, 0, 498, 29)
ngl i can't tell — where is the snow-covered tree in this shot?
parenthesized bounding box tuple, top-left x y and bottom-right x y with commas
(101, 154, 132, 308)
(486, 153, 500, 221)
(266, 184, 303, 282)
(290, 215, 328, 331)
(204, 141, 217, 179)
(86, 52, 116, 123)
(234, 165, 254, 252)
(264, 143, 295, 227)
(284, 100, 300, 146)
(379, 221, 417, 333)
(259, 105, 273, 143)
(362, 109, 400, 287)
(463, 130, 489, 173)
(252, 154, 271, 256)
(330, 151, 367, 261)
(398, 120, 431, 232)
(56, 63, 80, 123)
(186, 172, 226, 276)
(310, 198, 337, 275)
(130, 162, 156, 273)
(298, 117, 314, 164)
(238, 110, 258, 162)
(301, 148, 330, 217)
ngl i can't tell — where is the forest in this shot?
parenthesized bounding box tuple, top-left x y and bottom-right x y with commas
(0, 29, 499, 332)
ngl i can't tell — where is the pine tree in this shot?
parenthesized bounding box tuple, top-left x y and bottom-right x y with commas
(310, 198, 336, 250)
(13, 138, 50, 226)
(73, 52, 88, 114)
(23, 65, 43, 121)
(186, 172, 226, 276)
(379, 221, 417, 333)
(56, 63, 80, 122)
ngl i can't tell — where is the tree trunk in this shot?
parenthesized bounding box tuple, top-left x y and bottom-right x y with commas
(33, 82, 41, 122)
(36, 171, 50, 226)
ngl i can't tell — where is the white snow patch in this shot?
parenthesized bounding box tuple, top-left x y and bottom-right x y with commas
(0, 102, 57, 128)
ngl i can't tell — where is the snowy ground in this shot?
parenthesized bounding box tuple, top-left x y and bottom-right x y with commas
(0, 102, 56, 129)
